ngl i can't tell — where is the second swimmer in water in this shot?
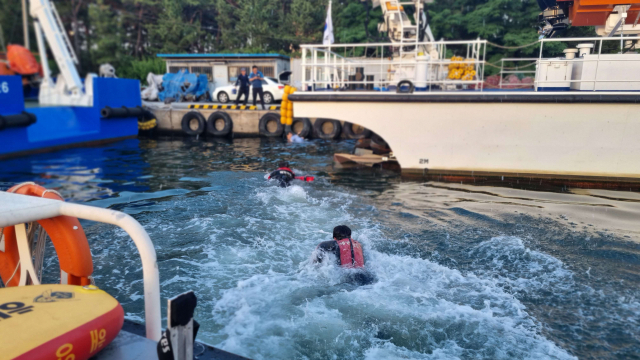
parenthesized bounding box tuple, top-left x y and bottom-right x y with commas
(268, 161, 314, 188)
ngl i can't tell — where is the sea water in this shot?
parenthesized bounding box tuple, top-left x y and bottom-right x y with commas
(1, 138, 638, 360)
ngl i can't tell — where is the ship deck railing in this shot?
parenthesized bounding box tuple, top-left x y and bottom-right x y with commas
(299, 36, 640, 93)
(533, 35, 640, 91)
(299, 39, 487, 92)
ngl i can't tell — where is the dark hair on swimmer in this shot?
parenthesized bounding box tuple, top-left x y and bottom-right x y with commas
(278, 161, 289, 168)
(252, 65, 258, 69)
(333, 225, 351, 239)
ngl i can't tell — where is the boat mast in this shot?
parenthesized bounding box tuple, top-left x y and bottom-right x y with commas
(22, 0, 30, 49)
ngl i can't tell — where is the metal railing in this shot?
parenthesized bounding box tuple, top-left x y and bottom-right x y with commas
(497, 58, 538, 89)
(298, 36, 640, 93)
(535, 36, 640, 91)
(299, 39, 487, 92)
(0, 191, 162, 342)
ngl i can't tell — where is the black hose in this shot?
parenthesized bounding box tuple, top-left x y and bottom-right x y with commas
(101, 106, 145, 119)
(0, 112, 37, 131)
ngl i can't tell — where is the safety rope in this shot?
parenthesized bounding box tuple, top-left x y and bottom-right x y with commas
(3, 260, 20, 288)
(0, 223, 48, 287)
(32, 224, 48, 284)
(485, 61, 537, 70)
(486, 40, 541, 50)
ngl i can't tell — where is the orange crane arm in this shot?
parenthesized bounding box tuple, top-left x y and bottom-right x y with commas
(558, 0, 640, 26)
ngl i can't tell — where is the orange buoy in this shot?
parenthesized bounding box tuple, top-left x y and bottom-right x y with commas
(0, 183, 94, 287)
(7, 44, 40, 75)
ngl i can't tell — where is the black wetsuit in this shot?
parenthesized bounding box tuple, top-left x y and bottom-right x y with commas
(268, 168, 295, 188)
(315, 240, 342, 266)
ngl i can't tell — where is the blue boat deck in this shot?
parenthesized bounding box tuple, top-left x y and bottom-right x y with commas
(0, 76, 141, 159)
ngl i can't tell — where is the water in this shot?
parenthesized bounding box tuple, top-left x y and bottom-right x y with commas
(1, 138, 639, 360)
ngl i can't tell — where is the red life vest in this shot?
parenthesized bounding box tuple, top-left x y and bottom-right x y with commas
(336, 238, 365, 268)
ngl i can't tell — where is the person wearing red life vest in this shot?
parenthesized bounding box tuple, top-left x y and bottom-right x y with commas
(268, 161, 314, 188)
(314, 225, 365, 268)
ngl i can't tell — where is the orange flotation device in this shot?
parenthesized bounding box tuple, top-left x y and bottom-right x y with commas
(336, 238, 365, 268)
(7, 44, 40, 75)
(0, 183, 94, 287)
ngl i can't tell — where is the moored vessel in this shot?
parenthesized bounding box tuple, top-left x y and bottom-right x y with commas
(289, 0, 640, 184)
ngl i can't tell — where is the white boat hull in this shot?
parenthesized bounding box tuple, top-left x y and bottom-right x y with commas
(293, 92, 640, 180)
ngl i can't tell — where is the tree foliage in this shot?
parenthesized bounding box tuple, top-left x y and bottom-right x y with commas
(0, 0, 599, 80)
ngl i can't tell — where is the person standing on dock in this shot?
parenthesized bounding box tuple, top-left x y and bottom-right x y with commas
(234, 68, 251, 106)
(249, 65, 265, 110)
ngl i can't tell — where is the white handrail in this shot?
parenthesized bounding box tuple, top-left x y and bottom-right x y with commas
(0, 192, 162, 342)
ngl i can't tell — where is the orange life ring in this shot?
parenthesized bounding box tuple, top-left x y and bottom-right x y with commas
(0, 183, 94, 287)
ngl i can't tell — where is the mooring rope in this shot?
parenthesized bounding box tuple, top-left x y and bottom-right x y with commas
(32, 224, 48, 284)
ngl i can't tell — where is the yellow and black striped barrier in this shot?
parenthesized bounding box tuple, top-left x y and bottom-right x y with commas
(188, 104, 281, 111)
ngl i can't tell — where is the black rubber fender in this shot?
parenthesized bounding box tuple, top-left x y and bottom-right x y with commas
(291, 118, 312, 138)
(342, 122, 371, 139)
(101, 106, 145, 119)
(181, 111, 206, 136)
(141, 109, 156, 122)
(396, 80, 415, 94)
(0, 111, 37, 131)
(313, 118, 342, 140)
(206, 111, 233, 137)
(259, 112, 284, 137)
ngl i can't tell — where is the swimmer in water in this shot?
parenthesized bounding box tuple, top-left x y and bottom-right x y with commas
(267, 161, 314, 188)
(287, 131, 305, 143)
(314, 225, 375, 285)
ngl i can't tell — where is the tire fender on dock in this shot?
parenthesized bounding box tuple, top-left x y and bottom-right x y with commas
(206, 111, 233, 137)
(313, 118, 342, 140)
(181, 111, 206, 136)
(291, 118, 312, 138)
(259, 113, 284, 137)
(343, 122, 371, 139)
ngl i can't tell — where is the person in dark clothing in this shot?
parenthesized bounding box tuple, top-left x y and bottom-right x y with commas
(314, 225, 374, 285)
(315, 225, 365, 267)
(267, 161, 314, 188)
(249, 65, 265, 110)
(234, 68, 250, 106)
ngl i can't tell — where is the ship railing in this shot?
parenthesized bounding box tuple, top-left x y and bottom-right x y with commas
(496, 58, 538, 90)
(535, 35, 640, 91)
(299, 39, 487, 92)
(0, 191, 162, 342)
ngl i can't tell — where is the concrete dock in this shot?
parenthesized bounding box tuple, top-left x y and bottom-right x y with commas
(143, 101, 372, 140)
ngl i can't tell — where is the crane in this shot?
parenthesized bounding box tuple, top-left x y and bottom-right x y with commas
(29, 0, 92, 106)
(371, 0, 438, 58)
(538, 0, 640, 38)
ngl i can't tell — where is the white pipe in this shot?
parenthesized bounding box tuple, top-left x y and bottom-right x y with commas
(58, 202, 162, 342)
(22, 0, 30, 49)
(0, 192, 162, 342)
(34, 22, 51, 82)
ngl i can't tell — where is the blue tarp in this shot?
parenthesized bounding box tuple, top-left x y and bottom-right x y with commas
(158, 69, 209, 102)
